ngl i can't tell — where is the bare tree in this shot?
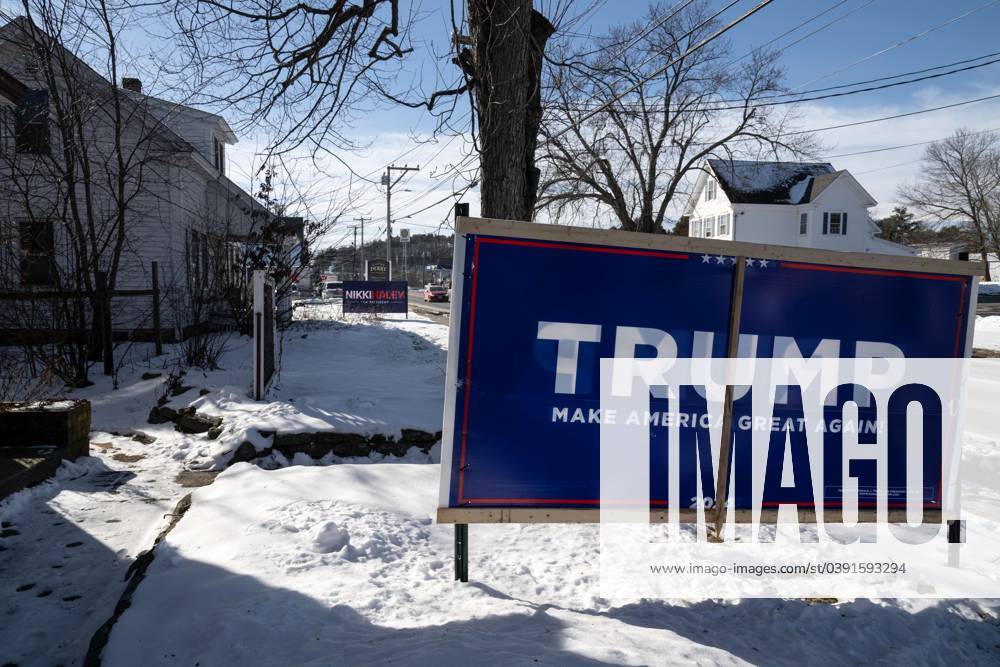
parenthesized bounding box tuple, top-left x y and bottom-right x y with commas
(899, 129, 1000, 281)
(536, 1, 814, 233)
(166, 0, 576, 221)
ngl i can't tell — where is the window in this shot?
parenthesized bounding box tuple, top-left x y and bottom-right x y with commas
(717, 213, 730, 236)
(799, 213, 808, 235)
(213, 136, 225, 174)
(705, 178, 717, 201)
(823, 212, 848, 235)
(704, 215, 716, 238)
(15, 89, 50, 154)
(690, 219, 702, 237)
(18, 220, 55, 286)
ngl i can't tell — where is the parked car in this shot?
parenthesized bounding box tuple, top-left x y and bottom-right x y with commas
(423, 284, 449, 302)
(322, 281, 344, 299)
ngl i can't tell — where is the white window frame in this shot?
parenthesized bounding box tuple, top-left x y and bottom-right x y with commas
(705, 178, 717, 201)
(827, 211, 845, 235)
(717, 213, 730, 236)
(691, 219, 702, 237)
(799, 212, 808, 235)
(704, 215, 716, 238)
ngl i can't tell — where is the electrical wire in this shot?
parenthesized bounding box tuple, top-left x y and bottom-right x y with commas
(788, 0, 1000, 92)
(545, 0, 778, 145)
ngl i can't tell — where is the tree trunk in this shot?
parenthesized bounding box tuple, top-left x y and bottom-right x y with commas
(468, 0, 553, 221)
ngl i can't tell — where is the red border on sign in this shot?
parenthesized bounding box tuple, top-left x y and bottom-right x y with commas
(456, 243, 968, 508)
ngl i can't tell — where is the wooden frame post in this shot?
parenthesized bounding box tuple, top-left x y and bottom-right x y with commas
(454, 523, 469, 582)
(711, 256, 746, 541)
(151, 261, 162, 356)
(96, 271, 113, 376)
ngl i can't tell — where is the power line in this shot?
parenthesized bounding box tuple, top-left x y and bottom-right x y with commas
(564, 0, 698, 61)
(556, 52, 1000, 113)
(780, 91, 1000, 137)
(788, 0, 1000, 92)
(395, 182, 477, 221)
(770, 50, 1000, 98)
(822, 126, 1000, 159)
(545, 0, 777, 145)
(728, 0, 864, 65)
(852, 157, 924, 175)
(545, 0, 741, 121)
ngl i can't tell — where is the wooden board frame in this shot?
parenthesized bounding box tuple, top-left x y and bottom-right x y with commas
(437, 216, 982, 527)
(454, 216, 985, 277)
(437, 507, 945, 525)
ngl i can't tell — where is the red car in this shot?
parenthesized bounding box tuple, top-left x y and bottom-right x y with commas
(423, 284, 449, 302)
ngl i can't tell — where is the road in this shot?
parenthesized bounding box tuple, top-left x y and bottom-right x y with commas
(409, 288, 451, 318)
(978, 294, 1000, 317)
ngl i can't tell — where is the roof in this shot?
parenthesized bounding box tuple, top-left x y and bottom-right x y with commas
(138, 94, 238, 144)
(706, 159, 835, 205)
(0, 65, 26, 104)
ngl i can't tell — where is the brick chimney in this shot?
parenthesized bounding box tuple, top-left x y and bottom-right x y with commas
(122, 77, 142, 94)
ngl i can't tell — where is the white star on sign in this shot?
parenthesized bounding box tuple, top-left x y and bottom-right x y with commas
(715, 255, 727, 264)
(745, 257, 755, 267)
(758, 258, 770, 268)
(701, 254, 712, 263)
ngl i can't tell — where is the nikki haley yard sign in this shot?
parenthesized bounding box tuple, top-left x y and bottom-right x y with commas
(436, 217, 981, 524)
(343, 281, 408, 314)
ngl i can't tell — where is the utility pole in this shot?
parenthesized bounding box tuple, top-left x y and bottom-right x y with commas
(382, 164, 419, 279)
(353, 216, 370, 278)
(352, 226, 358, 279)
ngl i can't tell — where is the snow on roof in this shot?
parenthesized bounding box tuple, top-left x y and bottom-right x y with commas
(707, 159, 835, 205)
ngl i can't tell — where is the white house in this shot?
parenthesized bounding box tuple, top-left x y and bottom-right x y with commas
(0, 16, 268, 342)
(682, 159, 914, 256)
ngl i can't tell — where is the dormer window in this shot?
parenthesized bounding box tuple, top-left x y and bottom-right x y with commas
(705, 178, 717, 201)
(213, 136, 225, 174)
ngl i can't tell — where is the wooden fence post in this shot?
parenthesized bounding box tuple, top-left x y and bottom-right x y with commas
(96, 271, 113, 376)
(151, 261, 162, 356)
(710, 256, 747, 542)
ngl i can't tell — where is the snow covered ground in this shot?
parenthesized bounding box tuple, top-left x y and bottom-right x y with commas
(101, 461, 1000, 666)
(0, 365, 206, 667)
(974, 316, 1000, 352)
(4, 303, 1000, 665)
(182, 302, 448, 469)
(0, 302, 449, 666)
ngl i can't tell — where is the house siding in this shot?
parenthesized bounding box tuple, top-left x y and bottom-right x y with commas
(0, 18, 257, 344)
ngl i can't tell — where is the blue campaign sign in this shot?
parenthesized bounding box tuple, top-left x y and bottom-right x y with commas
(343, 281, 408, 314)
(438, 219, 977, 513)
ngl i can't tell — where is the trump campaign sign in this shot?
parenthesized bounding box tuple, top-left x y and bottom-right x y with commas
(436, 217, 982, 525)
